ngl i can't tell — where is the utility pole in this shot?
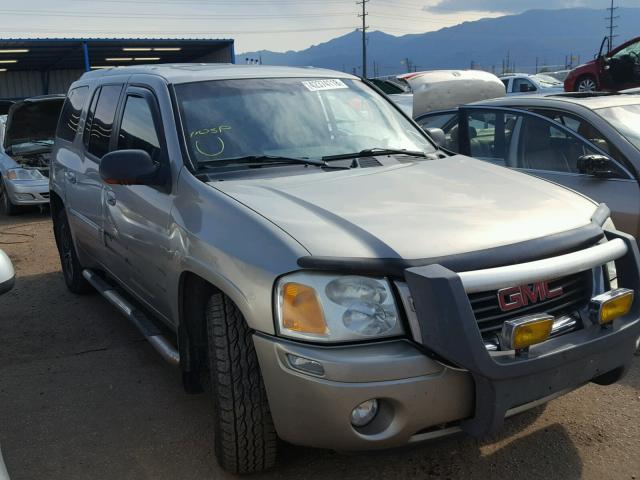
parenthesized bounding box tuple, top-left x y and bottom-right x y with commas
(606, 0, 618, 53)
(357, 0, 369, 78)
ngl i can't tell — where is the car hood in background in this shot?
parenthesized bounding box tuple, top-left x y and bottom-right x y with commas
(212, 156, 598, 260)
(4, 95, 65, 149)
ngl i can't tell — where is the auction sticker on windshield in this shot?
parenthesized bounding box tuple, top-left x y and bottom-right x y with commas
(302, 79, 349, 91)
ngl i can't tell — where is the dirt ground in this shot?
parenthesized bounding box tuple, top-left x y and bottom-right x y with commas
(0, 210, 639, 480)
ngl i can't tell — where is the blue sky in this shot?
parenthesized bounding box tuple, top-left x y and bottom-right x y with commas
(0, 0, 633, 53)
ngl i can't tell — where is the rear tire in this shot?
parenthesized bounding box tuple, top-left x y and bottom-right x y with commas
(53, 209, 93, 294)
(0, 181, 20, 216)
(206, 292, 277, 474)
(576, 75, 598, 92)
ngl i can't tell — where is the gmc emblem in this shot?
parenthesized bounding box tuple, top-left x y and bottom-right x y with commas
(497, 281, 563, 312)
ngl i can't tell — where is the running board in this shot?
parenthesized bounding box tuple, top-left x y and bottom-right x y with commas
(82, 269, 180, 367)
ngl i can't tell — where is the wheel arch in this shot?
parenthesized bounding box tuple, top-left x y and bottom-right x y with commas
(177, 269, 258, 392)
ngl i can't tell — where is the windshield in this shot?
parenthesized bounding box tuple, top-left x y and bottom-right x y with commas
(597, 104, 640, 151)
(174, 77, 434, 166)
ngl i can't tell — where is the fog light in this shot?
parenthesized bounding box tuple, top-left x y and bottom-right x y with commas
(590, 288, 634, 325)
(286, 354, 325, 376)
(502, 314, 554, 352)
(14, 193, 34, 201)
(351, 399, 378, 427)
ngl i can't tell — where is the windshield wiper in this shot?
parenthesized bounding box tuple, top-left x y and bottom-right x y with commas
(198, 155, 349, 170)
(322, 148, 428, 162)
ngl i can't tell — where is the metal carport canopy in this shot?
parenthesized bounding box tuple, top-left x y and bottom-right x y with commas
(0, 38, 235, 71)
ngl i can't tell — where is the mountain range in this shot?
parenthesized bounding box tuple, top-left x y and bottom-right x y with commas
(237, 7, 640, 76)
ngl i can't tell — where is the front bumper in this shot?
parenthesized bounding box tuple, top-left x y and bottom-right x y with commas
(254, 335, 475, 450)
(256, 227, 640, 450)
(4, 179, 50, 205)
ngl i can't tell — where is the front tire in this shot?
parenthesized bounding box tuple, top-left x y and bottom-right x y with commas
(0, 181, 20, 216)
(206, 292, 277, 474)
(576, 75, 598, 92)
(53, 209, 93, 294)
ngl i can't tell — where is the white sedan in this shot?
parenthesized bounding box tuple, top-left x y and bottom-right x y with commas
(500, 73, 565, 95)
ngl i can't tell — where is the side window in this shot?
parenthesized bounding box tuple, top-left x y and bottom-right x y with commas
(417, 113, 459, 152)
(83, 87, 100, 148)
(513, 78, 537, 93)
(533, 109, 626, 163)
(464, 111, 511, 165)
(117, 95, 161, 162)
(417, 113, 456, 130)
(87, 85, 123, 159)
(56, 86, 89, 142)
(516, 114, 625, 176)
(501, 79, 510, 91)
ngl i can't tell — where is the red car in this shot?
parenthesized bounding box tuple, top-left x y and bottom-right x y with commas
(565, 36, 640, 92)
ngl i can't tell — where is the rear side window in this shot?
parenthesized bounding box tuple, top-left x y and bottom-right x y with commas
(87, 84, 123, 159)
(56, 86, 89, 142)
(117, 95, 161, 162)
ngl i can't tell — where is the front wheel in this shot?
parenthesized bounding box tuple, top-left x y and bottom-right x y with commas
(206, 292, 277, 474)
(53, 209, 93, 294)
(0, 181, 20, 216)
(576, 75, 598, 92)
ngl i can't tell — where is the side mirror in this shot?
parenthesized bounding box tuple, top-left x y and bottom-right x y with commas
(577, 154, 613, 177)
(99, 149, 160, 186)
(426, 128, 446, 148)
(0, 250, 15, 296)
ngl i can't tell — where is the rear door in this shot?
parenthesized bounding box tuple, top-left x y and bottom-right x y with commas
(67, 84, 123, 256)
(101, 86, 174, 320)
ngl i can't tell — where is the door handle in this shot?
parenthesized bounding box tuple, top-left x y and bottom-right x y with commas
(65, 171, 77, 184)
(106, 190, 117, 206)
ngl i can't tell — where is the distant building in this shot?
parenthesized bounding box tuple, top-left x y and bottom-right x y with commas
(0, 38, 235, 99)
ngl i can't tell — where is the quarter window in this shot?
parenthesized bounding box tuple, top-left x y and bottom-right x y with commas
(117, 95, 161, 162)
(56, 86, 89, 142)
(513, 78, 537, 93)
(87, 84, 123, 159)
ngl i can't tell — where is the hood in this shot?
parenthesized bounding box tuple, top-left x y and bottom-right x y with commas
(212, 156, 598, 260)
(4, 95, 65, 149)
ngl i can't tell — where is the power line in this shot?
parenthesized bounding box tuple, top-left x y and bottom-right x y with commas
(357, 0, 369, 78)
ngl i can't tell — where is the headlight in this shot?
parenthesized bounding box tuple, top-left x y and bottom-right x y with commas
(275, 272, 403, 342)
(6, 168, 45, 181)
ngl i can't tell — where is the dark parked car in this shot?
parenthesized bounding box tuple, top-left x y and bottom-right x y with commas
(415, 92, 640, 240)
(565, 36, 640, 92)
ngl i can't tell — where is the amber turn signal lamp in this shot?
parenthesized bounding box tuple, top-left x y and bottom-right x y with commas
(281, 282, 328, 335)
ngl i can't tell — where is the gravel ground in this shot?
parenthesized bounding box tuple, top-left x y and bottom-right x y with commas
(0, 211, 638, 480)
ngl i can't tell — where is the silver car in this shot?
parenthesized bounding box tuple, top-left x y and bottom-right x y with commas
(50, 65, 640, 474)
(0, 95, 64, 215)
(0, 249, 15, 295)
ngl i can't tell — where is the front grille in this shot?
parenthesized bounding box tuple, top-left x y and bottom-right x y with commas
(468, 271, 592, 334)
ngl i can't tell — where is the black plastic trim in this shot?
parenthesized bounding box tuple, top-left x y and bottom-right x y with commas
(297, 223, 604, 278)
(404, 227, 640, 437)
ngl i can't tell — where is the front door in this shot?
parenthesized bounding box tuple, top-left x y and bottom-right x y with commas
(101, 87, 174, 321)
(457, 107, 640, 238)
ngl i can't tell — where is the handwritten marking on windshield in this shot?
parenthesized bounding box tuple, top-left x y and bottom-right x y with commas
(190, 125, 232, 138)
(190, 125, 232, 157)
